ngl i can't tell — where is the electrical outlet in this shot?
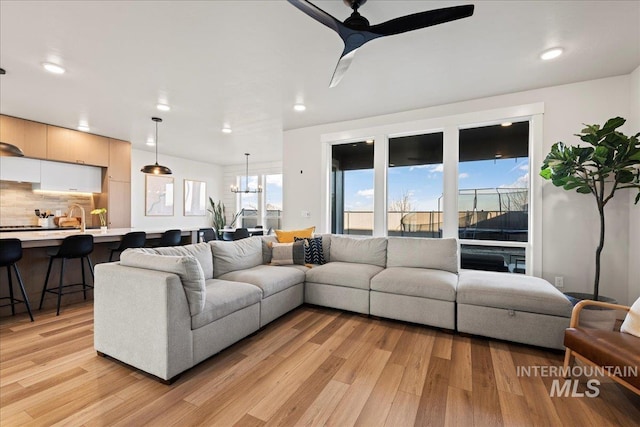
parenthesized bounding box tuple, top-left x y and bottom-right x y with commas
(554, 276, 564, 289)
(301, 210, 311, 218)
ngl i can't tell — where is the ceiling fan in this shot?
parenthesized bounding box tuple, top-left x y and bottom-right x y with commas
(288, 0, 475, 88)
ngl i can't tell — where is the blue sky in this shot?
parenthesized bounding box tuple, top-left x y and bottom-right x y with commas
(344, 158, 529, 211)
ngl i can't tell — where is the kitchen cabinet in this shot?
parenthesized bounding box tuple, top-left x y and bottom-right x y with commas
(0, 115, 47, 158)
(107, 180, 131, 228)
(108, 138, 131, 182)
(46, 125, 109, 167)
(0, 156, 41, 183)
(35, 160, 102, 193)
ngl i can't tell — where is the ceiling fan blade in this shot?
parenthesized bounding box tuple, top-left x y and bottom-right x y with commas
(287, 0, 343, 34)
(329, 48, 359, 88)
(370, 4, 474, 36)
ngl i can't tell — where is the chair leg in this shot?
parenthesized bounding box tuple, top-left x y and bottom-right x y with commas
(56, 258, 65, 316)
(13, 264, 34, 322)
(81, 257, 87, 300)
(563, 348, 573, 377)
(39, 257, 54, 309)
(87, 256, 94, 278)
(7, 265, 15, 315)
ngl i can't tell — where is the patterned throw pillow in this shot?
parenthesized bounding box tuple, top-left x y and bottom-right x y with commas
(269, 241, 306, 266)
(295, 236, 326, 265)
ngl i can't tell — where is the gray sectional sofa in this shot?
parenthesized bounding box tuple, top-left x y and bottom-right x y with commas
(94, 234, 572, 382)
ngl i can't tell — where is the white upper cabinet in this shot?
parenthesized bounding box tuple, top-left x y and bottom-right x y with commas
(0, 156, 42, 183)
(35, 160, 102, 193)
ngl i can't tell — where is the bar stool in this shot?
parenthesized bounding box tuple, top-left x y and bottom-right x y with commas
(0, 239, 34, 321)
(157, 229, 182, 247)
(39, 234, 94, 316)
(109, 231, 146, 262)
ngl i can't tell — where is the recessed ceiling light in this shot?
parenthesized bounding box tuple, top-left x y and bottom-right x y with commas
(365, 139, 374, 144)
(157, 103, 170, 112)
(540, 47, 563, 61)
(221, 126, 232, 134)
(77, 122, 90, 132)
(293, 103, 306, 112)
(501, 122, 512, 127)
(146, 137, 155, 146)
(42, 62, 65, 74)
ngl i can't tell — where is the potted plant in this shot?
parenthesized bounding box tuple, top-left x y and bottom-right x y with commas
(91, 208, 108, 232)
(207, 198, 243, 238)
(540, 117, 639, 318)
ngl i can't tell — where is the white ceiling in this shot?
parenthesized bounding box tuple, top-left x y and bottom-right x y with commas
(1, 1, 638, 166)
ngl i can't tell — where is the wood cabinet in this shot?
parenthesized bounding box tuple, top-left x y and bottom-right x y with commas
(108, 138, 131, 181)
(107, 180, 131, 228)
(0, 115, 47, 158)
(46, 125, 109, 167)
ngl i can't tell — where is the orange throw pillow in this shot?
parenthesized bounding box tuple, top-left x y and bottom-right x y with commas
(275, 226, 315, 243)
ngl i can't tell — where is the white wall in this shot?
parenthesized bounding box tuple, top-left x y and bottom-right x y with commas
(629, 65, 640, 305)
(131, 149, 223, 229)
(283, 75, 634, 304)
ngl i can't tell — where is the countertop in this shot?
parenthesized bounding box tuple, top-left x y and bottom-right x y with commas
(0, 227, 200, 248)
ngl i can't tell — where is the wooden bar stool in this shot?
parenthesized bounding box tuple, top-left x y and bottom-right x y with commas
(0, 238, 34, 321)
(39, 234, 94, 315)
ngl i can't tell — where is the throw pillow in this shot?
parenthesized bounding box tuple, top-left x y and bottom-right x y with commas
(621, 297, 640, 338)
(270, 241, 306, 266)
(274, 226, 315, 243)
(294, 236, 326, 265)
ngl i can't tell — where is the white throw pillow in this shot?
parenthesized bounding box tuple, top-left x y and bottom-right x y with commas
(620, 297, 640, 338)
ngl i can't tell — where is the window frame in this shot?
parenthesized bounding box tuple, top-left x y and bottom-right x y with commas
(320, 103, 544, 276)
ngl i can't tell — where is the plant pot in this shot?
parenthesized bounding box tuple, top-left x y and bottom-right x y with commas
(565, 292, 618, 331)
(100, 226, 108, 233)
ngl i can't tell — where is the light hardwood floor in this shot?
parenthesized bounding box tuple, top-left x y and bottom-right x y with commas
(1, 302, 638, 426)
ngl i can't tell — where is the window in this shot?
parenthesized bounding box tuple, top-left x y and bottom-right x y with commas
(388, 132, 443, 238)
(458, 121, 529, 273)
(237, 175, 259, 227)
(331, 142, 374, 235)
(265, 174, 283, 230)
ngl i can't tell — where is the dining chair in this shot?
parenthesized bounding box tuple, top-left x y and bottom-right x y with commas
(233, 228, 250, 240)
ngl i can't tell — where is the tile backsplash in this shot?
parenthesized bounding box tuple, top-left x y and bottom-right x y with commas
(0, 181, 97, 226)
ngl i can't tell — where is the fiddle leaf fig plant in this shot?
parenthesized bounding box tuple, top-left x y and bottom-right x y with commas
(540, 117, 640, 300)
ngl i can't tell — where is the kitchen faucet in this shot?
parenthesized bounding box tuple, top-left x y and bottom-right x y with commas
(67, 204, 86, 233)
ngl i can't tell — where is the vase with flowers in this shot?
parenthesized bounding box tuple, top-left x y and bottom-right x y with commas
(91, 208, 108, 232)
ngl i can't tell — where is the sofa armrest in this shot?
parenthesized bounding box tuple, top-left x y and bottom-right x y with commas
(569, 299, 630, 328)
(94, 263, 194, 381)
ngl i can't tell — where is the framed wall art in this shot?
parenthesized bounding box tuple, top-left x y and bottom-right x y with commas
(145, 175, 174, 216)
(184, 179, 207, 216)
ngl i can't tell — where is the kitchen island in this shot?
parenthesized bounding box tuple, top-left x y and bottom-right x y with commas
(0, 227, 200, 318)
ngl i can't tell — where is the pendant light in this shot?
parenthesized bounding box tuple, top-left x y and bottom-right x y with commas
(231, 153, 262, 193)
(0, 68, 24, 157)
(141, 117, 172, 174)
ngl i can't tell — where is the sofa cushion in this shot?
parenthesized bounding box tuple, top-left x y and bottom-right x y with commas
(269, 241, 306, 266)
(191, 279, 262, 330)
(371, 267, 457, 302)
(295, 236, 326, 265)
(329, 235, 387, 267)
(120, 249, 206, 316)
(219, 265, 305, 298)
(386, 237, 458, 274)
(457, 270, 572, 317)
(154, 242, 214, 279)
(275, 226, 315, 243)
(261, 235, 278, 264)
(210, 237, 263, 278)
(305, 261, 383, 290)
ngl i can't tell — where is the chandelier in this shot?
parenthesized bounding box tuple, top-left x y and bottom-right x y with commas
(231, 153, 262, 193)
